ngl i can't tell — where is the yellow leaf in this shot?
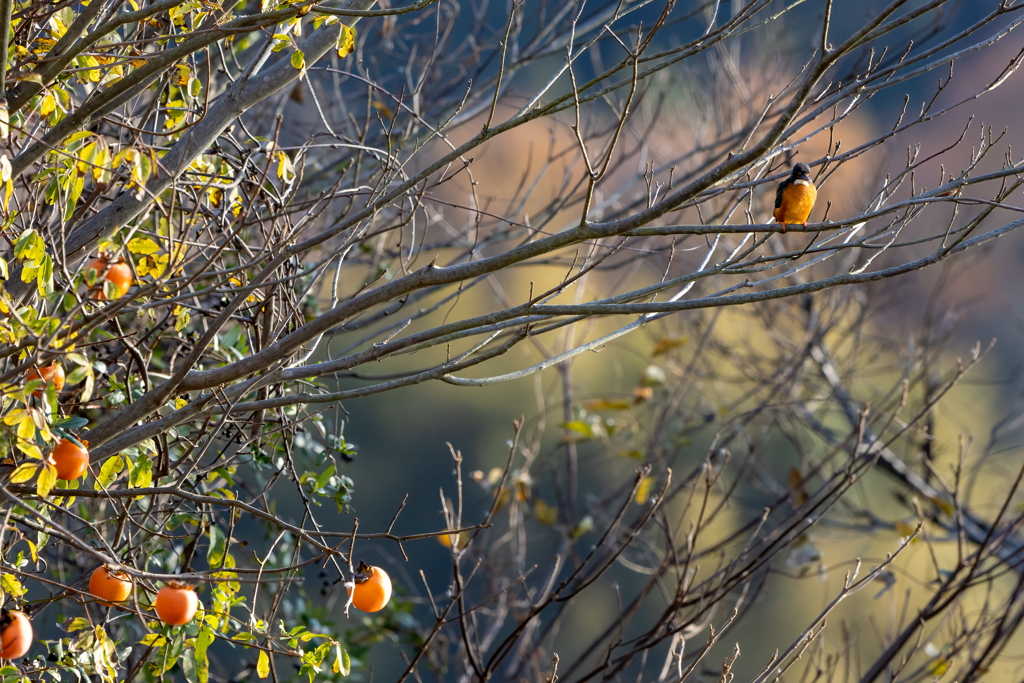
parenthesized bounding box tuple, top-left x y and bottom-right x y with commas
(137, 253, 168, 279)
(75, 54, 100, 83)
(139, 633, 166, 647)
(337, 24, 355, 58)
(16, 441, 42, 461)
(560, 420, 592, 442)
(513, 471, 531, 501)
(485, 468, 503, 486)
(929, 657, 949, 676)
(127, 237, 160, 255)
(90, 145, 109, 184)
(76, 141, 98, 175)
(9, 462, 38, 484)
(257, 650, 269, 679)
(584, 398, 631, 411)
(172, 64, 191, 87)
(652, 336, 688, 356)
(371, 100, 393, 119)
(788, 468, 807, 505)
(40, 94, 55, 118)
(437, 530, 469, 549)
(276, 151, 293, 180)
(271, 33, 292, 51)
(931, 496, 954, 516)
(534, 499, 557, 525)
(228, 277, 258, 303)
(174, 305, 190, 333)
(571, 515, 594, 538)
(634, 476, 654, 504)
(1, 575, 25, 597)
(32, 37, 56, 55)
(493, 486, 510, 512)
(36, 463, 57, 496)
(894, 520, 917, 541)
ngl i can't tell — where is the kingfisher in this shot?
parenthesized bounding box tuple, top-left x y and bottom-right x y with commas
(773, 162, 817, 232)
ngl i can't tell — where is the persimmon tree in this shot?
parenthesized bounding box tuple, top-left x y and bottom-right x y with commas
(0, 0, 1023, 679)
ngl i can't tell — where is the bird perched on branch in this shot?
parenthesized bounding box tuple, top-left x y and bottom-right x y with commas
(773, 162, 816, 232)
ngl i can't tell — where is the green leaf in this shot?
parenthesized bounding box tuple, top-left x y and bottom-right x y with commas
(195, 622, 214, 683)
(66, 352, 90, 366)
(13, 228, 44, 261)
(53, 416, 89, 430)
(129, 455, 152, 489)
(560, 420, 593, 439)
(64, 174, 84, 222)
(65, 616, 92, 633)
(65, 364, 89, 386)
(315, 464, 334, 490)
(35, 253, 53, 296)
(182, 649, 198, 683)
(333, 644, 350, 675)
(290, 49, 304, 70)
(162, 632, 184, 673)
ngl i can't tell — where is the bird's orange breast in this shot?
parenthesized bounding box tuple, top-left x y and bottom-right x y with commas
(773, 179, 817, 225)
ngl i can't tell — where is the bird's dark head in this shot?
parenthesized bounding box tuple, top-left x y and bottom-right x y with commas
(792, 163, 811, 178)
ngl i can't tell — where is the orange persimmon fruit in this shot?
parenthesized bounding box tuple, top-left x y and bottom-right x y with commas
(347, 561, 392, 613)
(155, 582, 198, 625)
(89, 566, 133, 605)
(48, 438, 89, 481)
(0, 609, 32, 659)
(26, 362, 65, 397)
(86, 257, 133, 300)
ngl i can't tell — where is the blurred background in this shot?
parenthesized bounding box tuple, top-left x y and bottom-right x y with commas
(225, 1, 1024, 680)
